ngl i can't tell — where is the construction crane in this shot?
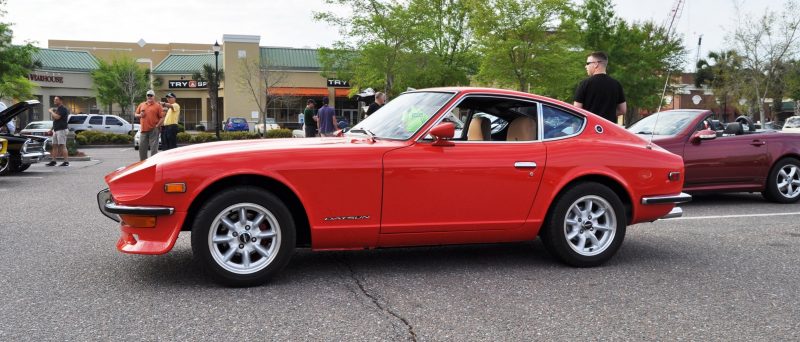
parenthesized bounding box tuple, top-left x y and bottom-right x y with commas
(657, 0, 686, 112)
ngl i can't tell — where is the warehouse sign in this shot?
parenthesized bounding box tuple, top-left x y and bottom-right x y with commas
(327, 79, 350, 87)
(29, 74, 64, 83)
(169, 80, 208, 88)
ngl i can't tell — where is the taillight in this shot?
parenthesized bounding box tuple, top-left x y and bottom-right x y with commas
(46, 131, 53, 136)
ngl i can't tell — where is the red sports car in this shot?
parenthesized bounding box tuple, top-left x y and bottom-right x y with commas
(628, 110, 800, 203)
(98, 87, 689, 286)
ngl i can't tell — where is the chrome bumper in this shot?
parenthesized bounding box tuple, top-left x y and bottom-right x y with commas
(21, 152, 49, 164)
(97, 188, 174, 223)
(642, 192, 691, 220)
(641, 192, 692, 205)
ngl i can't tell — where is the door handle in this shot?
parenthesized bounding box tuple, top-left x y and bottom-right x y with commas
(514, 162, 537, 169)
(751, 140, 766, 146)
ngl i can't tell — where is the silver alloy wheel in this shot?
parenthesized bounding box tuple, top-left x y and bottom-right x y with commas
(208, 203, 281, 275)
(776, 163, 800, 199)
(563, 195, 617, 257)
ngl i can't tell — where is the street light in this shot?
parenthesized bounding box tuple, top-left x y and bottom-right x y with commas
(212, 41, 221, 139)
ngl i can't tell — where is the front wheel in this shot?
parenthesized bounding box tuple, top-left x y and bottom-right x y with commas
(191, 187, 296, 287)
(540, 182, 626, 267)
(762, 157, 800, 203)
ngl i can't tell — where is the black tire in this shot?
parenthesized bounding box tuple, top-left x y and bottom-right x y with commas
(191, 187, 295, 287)
(539, 182, 627, 267)
(0, 156, 9, 176)
(8, 154, 27, 173)
(762, 157, 800, 203)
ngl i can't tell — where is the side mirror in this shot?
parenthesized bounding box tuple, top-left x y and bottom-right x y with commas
(691, 129, 716, 143)
(430, 122, 455, 147)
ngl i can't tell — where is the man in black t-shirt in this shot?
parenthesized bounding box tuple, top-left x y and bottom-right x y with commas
(365, 92, 386, 116)
(573, 51, 627, 124)
(46, 96, 70, 167)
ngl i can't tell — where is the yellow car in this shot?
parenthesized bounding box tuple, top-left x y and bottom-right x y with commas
(0, 137, 9, 175)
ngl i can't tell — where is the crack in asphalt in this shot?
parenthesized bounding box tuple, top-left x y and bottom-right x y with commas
(337, 256, 418, 342)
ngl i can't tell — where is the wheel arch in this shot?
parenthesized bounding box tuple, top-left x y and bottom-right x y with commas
(546, 174, 634, 225)
(181, 174, 311, 247)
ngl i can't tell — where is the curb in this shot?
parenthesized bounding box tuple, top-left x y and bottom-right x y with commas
(47, 156, 92, 162)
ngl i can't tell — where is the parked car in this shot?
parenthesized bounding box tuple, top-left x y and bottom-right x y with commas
(68, 114, 138, 135)
(0, 137, 8, 175)
(255, 118, 280, 134)
(782, 116, 800, 133)
(628, 109, 800, 203)
(223, 117, 249, 132)
(133, 129, 162, 150)
(0, 100, 50, 175)
(98, 87, 689, 287)
(20, 120, 53, 137)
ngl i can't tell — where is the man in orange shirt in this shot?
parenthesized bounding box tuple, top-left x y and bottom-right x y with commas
(135, 90, 165, 160)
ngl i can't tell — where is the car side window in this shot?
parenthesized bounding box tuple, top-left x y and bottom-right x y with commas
(105, 117, 122, 125)
(423, 96, 539, 142)
(542, 105, 585, 139)
(68, 115, 86, 124)
(88, 116, 103, 125)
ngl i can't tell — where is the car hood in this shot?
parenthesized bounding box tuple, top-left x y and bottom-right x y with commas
(0, 100, 40, 127)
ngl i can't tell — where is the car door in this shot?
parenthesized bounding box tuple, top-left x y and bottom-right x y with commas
(380, 99, 546, 234)
(104, 116, 124, 134)
(86, 115, 104, 132)
(683, 124, 770, 187)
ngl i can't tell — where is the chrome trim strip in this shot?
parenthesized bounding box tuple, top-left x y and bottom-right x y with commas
(514, 162, 537, 168)
(660, 207, 683, 219)
(641, 192, 692, 205)
(96, 188, 174, 222)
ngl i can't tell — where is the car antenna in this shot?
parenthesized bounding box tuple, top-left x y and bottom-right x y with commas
(646, 111, 661, 150)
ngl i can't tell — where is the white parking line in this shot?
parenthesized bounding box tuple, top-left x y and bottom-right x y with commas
(675, 212, 800, 220)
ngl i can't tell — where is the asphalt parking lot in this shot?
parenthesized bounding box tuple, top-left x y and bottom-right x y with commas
(1, 147, 798, 341)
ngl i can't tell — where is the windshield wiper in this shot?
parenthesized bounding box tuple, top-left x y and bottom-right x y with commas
(635, 131, 653, 135)
(349, 128, 377, 142)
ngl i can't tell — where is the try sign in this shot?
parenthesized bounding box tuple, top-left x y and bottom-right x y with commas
(169, 80, 208, 88)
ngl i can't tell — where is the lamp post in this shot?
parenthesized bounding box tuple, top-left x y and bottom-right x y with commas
(212, 41, 221, 140)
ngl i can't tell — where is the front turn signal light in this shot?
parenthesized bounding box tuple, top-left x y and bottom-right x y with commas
(668, 171, 681, 182)
(120, 215, 156, 228)
(164, 183, 186, 193)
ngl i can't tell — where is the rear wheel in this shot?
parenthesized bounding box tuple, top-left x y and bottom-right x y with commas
(8, 154, 28, 173)
(0, 155, 9, 175)
(540, 182, 626, 267)
(191, 187, 295, 287)
(762, 157, 800, 203)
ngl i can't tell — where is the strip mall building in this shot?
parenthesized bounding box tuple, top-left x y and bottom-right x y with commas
(23, 34, 358, 130)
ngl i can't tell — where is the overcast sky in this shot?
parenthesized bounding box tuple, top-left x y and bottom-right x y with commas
(4, 0, 780, 68)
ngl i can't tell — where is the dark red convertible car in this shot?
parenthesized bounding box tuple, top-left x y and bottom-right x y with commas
(99, 87, 689, 286)
(628, 110, 800, 203)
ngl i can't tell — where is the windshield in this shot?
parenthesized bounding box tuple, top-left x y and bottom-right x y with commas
(627, 111, 699, 136)
(265, 118, 276, 124)
(349, 92, 454, 140)
(25, 122, 52, 129)
(785, 117, 800, 128)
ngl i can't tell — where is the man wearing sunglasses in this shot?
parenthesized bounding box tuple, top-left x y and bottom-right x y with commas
(135, 90, 165, 160)
(573, 51, 627, 124)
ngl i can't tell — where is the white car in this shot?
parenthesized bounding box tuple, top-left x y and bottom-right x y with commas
(783, 116, 800, 133)
(133, 130, 162, 150)
(255, 117, 280, 134)
(68, 114, 139, 135)
(20, 121, 53, 137)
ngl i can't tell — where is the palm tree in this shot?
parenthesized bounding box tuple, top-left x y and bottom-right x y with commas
(193, 64, 224, 138)
(695, 50, 743, 122)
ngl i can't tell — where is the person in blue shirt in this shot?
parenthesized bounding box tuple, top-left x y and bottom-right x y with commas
(317, 97, 337, 137)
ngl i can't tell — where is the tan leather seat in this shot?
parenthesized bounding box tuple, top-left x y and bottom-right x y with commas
(506, 117, 537, 141)
(467, 117, 491, 141)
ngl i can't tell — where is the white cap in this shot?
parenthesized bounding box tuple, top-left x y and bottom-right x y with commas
(146, 89, 155, 96)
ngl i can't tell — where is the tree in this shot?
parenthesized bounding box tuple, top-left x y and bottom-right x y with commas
(91, 58, 148, 120)
(236, 56, 287, 137)
(695, 50, 744, 121)
(0, 1, 40, 101)
(192, 64, 224, 136)
(728, 0, 800, 122)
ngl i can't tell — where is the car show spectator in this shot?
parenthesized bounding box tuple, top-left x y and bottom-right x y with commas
(135, 90, 165, 160)
(46, 96, 70, 167)
(303, 99, 317, 138)
(317, 97, 337, 137)
(366, 91, 386, 116)
(161, 92, 180, 150)
(573, 51, 627, 124)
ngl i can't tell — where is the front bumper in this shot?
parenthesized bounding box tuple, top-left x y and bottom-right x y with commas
(21, 151, 49, 164)
(97, 188, 174, 222)
(641, 192, 691, 219)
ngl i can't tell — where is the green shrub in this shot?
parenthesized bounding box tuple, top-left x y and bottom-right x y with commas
(266, 129, 292, 138)
(177, 132, 192, 143)
(177, 123, 186, 133)
(190, 133, 217, 144)
(111, 134, 132, 144)
(67, 137, 79, 155)
(76, 131, 132, 144)
(75, 134, 88, 145)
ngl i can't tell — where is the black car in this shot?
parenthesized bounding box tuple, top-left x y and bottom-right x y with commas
(0, 100, 50, 175)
